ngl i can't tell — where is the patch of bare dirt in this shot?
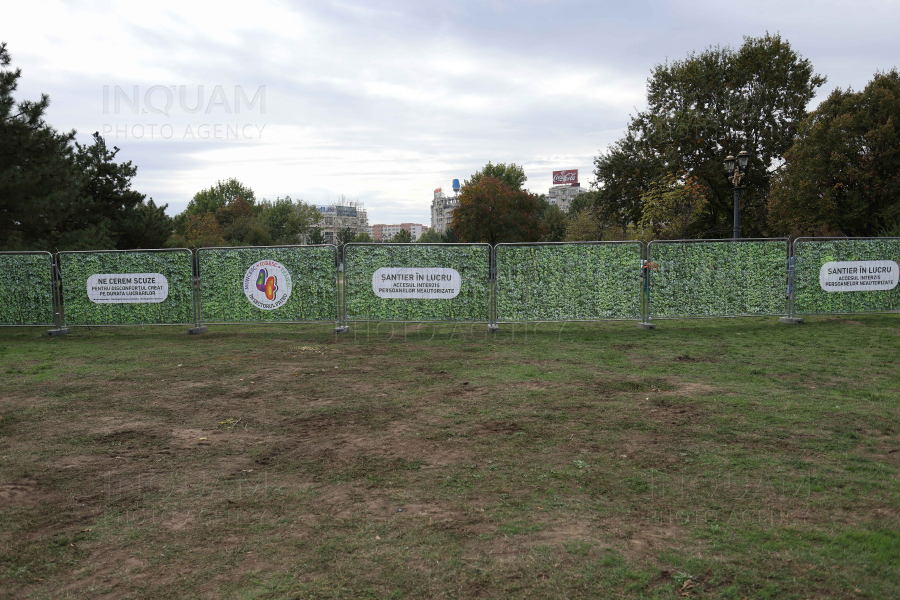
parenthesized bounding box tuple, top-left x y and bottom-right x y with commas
(0, 478, 48, 508)
(645, 398, 705, 426)
(673, 354, 719, 363)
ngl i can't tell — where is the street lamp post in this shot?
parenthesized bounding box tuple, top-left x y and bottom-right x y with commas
(723, 150, 750, 239)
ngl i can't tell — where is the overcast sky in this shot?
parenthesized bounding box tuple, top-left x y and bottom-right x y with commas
(6, 0, 899, 224)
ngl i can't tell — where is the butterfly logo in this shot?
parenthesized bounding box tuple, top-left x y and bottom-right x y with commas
(255, 268, 278, 301)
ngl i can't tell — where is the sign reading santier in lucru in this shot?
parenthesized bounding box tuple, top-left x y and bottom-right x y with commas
(819, 261, 899, 292)
(243, 260, 293, 310)
(87, 273, 169, 303)
(373, 268, 461, 299)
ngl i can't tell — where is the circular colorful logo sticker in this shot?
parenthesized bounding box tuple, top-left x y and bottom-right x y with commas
(243, 260, 292, 310)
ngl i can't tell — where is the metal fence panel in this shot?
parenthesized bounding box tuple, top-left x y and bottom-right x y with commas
(59, 249, 194, 326)
(793, 237, 900, 315)
(648, 239, 789, 318)
(495, 242, 642, 322)
(0, 252, 55, 326)
(197, 245, 337, 324)
(344, 243, 491, 322)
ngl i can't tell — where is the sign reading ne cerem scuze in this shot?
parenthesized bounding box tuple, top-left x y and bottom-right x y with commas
(819, 261, 899, 292)
(243, 260, 293, 310)
(87, 273, 169, 303)
(373, 268, 461, 299)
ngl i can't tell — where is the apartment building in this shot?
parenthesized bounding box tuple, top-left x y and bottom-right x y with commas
(430, 188, 458, 234)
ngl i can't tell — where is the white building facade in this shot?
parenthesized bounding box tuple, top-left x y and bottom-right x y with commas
(316, 200, 369, 243)
(547, 183, 588, 212)
(372, 223, 430, 242)
(430, 188, 458, 234)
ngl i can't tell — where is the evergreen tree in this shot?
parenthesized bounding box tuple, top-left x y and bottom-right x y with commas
(1, 44, 169, 250)
(1, 42, 80, 249)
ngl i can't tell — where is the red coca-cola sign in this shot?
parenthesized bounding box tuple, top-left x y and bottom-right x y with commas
(553, 169, 578, 186)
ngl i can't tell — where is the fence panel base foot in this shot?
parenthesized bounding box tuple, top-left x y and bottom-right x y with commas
(488, 324, 500, 333)
(187, 326, 208, 335)
(334, 326, 350, 334)
(46, 328, 70, 336)
(638, 322, 656, 330)
(779, 317, 803, 325)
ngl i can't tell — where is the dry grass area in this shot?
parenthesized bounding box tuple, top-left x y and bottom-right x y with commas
(1, 316, 899, 599)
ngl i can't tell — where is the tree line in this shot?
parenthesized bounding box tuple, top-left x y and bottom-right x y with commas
(452, 33, 899, 244)
(4, 34, 897, 252)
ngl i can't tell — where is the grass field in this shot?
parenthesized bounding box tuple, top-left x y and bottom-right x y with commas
(1, 315, 898, 599)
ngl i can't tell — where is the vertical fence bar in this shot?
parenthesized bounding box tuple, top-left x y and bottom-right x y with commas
(336, 249, 348, 333)
(489, 246, 499, 332)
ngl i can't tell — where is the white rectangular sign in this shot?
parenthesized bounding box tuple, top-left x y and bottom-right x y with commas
(372, 267, 461, 299)
(87, 273, 169, 303)
(819, 261, 898, 292)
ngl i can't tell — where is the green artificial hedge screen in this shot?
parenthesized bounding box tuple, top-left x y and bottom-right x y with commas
(198, 245, 337, 323)
(344, 244, 491, 321)
(648, 240, 788, 318)
(0, 252, 54, 326)
(793, 238, 900, 314)
(59, 250, 194, 326)
(495, 243, 642, 322)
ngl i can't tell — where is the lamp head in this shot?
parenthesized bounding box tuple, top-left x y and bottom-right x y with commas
(737, 150, 750, 169)
(724, 155, 735, 173)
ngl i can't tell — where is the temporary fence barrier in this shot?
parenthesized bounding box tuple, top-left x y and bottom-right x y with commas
(0, 252, 55, 326)
(4, 237, 899, 336)
(494, 242, 643, 322)
(197, 245, 338, 324)
(791, 237, 900, 316)
(343, 243, 492, 322)
(647, 239, 789, 319)
(58, 249, 195, 326)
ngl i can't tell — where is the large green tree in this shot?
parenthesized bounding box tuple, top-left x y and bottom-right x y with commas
(169, 178, 267, 247)
(593, 33, 825, 237)
(1, 43, 167, 250)
(258, 196, 322, 245)
(69, 133, 172, 249)
(768, 70, 900, 237)
(182, 178, 256, 217)
(465, 161, 527, 191)
(541, 203, 567, 242)
(453, 176, 545, 245)
(0, 42, 77, 250)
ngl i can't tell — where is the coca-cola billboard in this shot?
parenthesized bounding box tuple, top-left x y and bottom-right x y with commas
(553, 170, 579, 186)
